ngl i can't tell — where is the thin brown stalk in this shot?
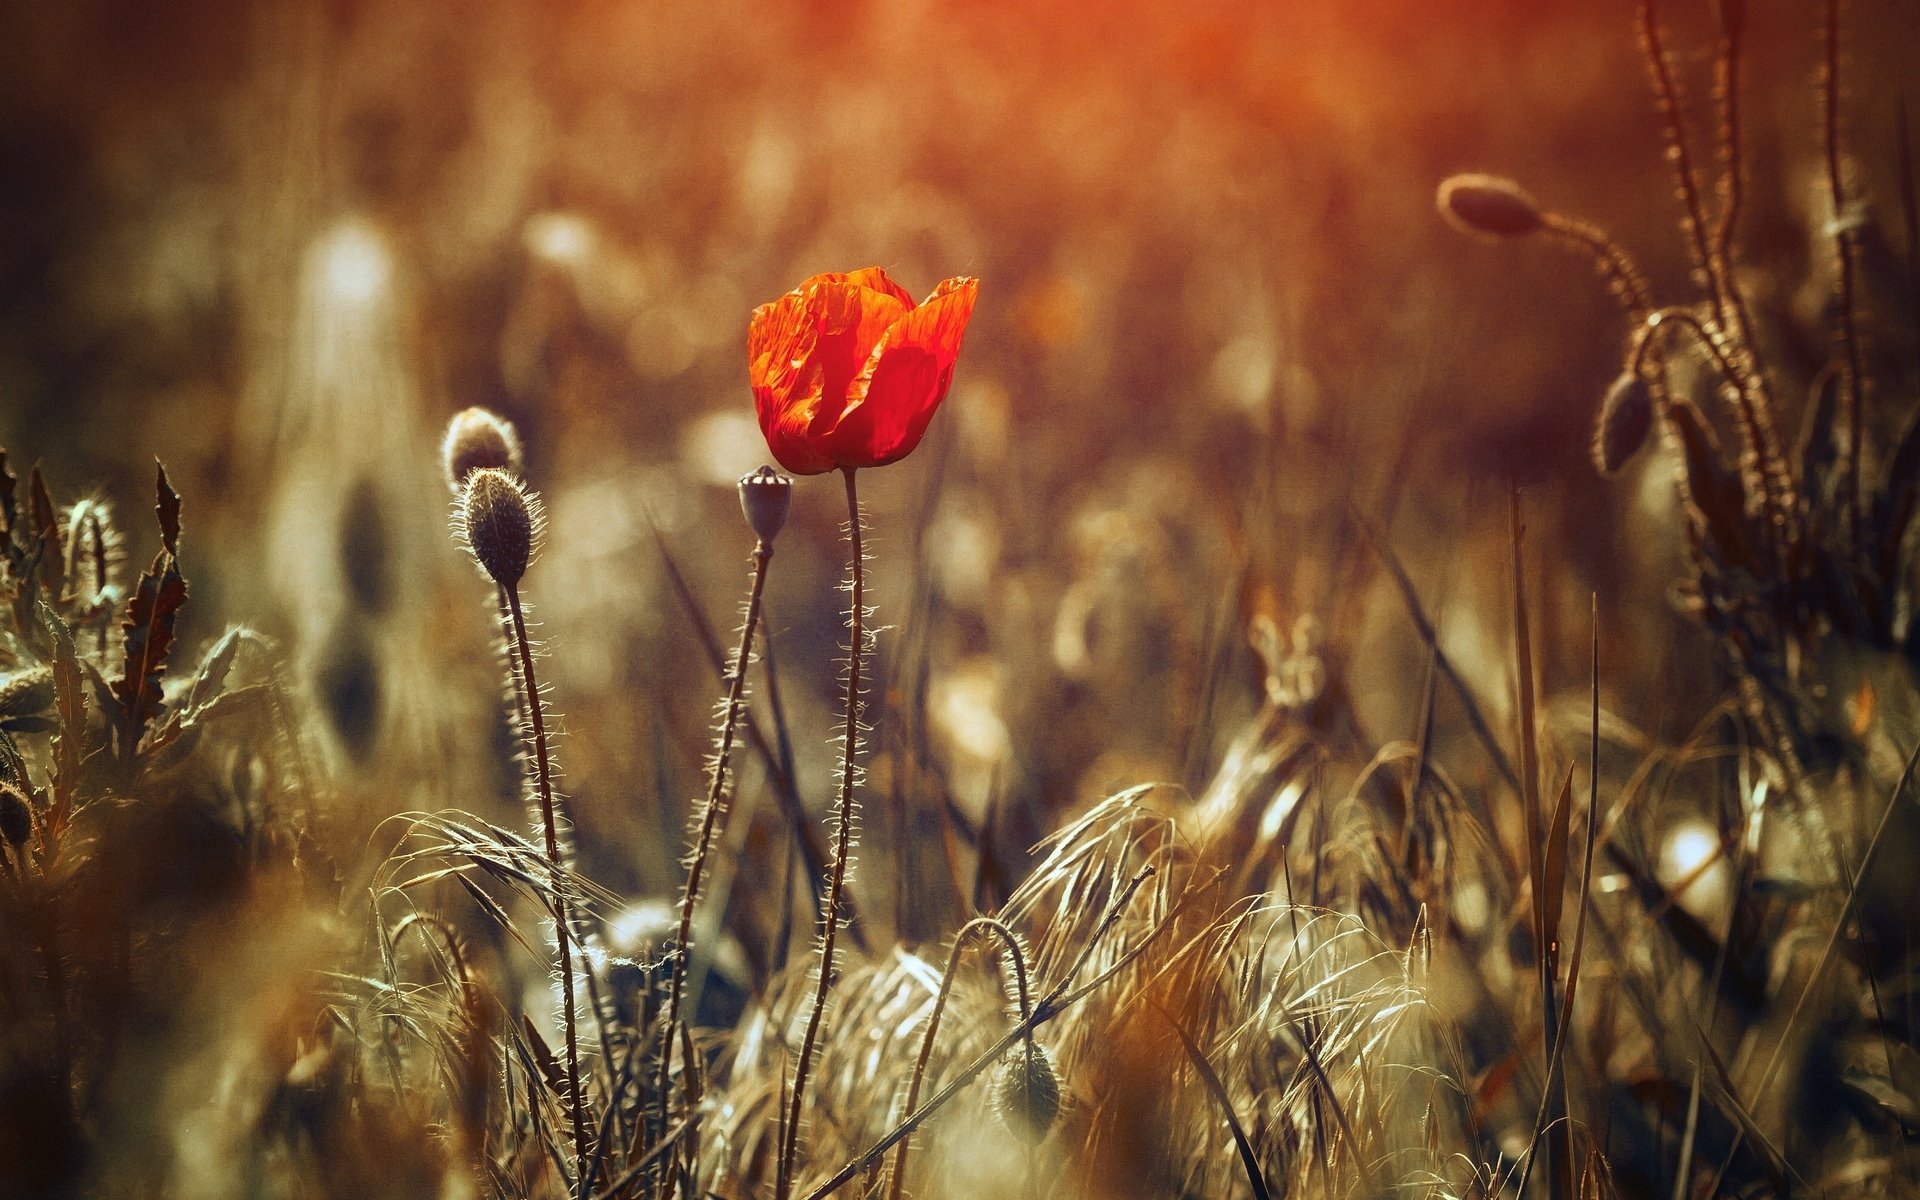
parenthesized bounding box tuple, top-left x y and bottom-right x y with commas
(1508, 485, 1568, 1200)
(653, 538, 774, 1192)
(1822, 0, 1868, 540)
(1640, 0, 1736, 338)
(777, 466, 868, 1200)
(1541, 214, 1654, 318)
(506, 587, 589, 1178)
(1710, 8, 1768, 382)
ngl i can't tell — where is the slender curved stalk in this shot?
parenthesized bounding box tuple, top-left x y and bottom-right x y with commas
(887, 918, 1034, 1200)
(1541, 214, 1653, 318)
(777, 467, 867, 1199)
(1711, 10, 1766, 380)
(1641, 0, 1735, 339)
(1628, 308, 1793, 555)
(506, 587, 589, 1177)
(653, 539, 774, 1191)
(802, 865, 1160, 1200)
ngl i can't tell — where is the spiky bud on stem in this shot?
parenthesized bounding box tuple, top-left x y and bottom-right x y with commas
(1438, 174, 1545, 238)
(457, 468, 540, 589)
(738, 465, 792, 546)
(991, 1043, 1062, 1145)
(442, 407, 525, 492)
(1593, 372, 1656, 476)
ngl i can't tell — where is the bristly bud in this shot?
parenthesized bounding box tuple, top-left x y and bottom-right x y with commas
(457, 468, 541, 589)
(1438, 174, 1545, 238)
(738, 465, 792, 545)
(991, 1044, 1062, 1144)
(1592, 371, 1656, 476)
(443, 407, 525, 492)
(0, 667, 55, 720)
(0, 782, 32, 850)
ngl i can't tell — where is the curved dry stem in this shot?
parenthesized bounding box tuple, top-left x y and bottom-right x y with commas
(1540, 213, 1654, 318)
(886, 917, 1035, 1200)
(506, 586, 589, 1178)
(653, 539, 774, 1189)
(778, 467, 867, 1200)
(1628, 308, 1794, 556)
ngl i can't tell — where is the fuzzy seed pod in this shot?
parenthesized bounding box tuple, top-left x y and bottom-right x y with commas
(0, 667, 55, 719)
(1592, 371, 1656, 476)
(1437, 174, 1545, 238)
(457, 468, 541, 589)
(737, 465, 792, 545)
(442, 407, 525, 492)
(991, 1044, 1062, 1145)
(0, 782, 32, 850)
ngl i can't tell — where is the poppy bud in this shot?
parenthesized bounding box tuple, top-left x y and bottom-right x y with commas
(442, 407, 525, 492)
(1592, 371, 1655, 476)
(0, 667, 55, 720)
(1437, 174, 1545, 238)
(0, 782, 32, 851)
(737, 466, 792, 545)
(458, 468, 541, 589)
(991, 1044, 1062, 1144)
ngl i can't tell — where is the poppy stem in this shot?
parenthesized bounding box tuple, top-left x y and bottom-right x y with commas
(652, 536, 773, 1195)
(778, 467, 865, 1200)
(506, 585, 589, 1182)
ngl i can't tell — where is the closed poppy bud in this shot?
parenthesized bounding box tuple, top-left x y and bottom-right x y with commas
(738, 466, 792, 545)
(1438, 174, 1545, 238)
(443, 407, 525, 492)
(457, 468, 542, 589)
(1592, 371, 1655, 476)
(748, 268, 979, 475)
(991, 1044, 1062, 1144)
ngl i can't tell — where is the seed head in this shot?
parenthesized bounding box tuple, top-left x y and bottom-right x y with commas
(0, 783, 32, 851)
(1592, 371, 1656, 476)
(1438, 174, 1545, 238)
(737, 465, 792, 546)
(457, 468, 542, 589)
(442, 407, 525, 492)
(991, 1043, 1062, 1145)
(0, 667, 55, 720)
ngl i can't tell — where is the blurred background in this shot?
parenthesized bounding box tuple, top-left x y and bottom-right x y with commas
(2, 0, 1916, 934)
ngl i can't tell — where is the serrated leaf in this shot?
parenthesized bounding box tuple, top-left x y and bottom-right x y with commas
(27, 464, 61, 597)
(113, 550, 188, 761)
(155, 461, 181, 557)
(186, 626, 245, 718)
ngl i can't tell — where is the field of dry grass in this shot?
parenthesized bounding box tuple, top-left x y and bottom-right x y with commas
(4, 0, 1920, 1196)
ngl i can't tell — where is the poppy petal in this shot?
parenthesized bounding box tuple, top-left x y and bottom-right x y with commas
(801, 279, 911, 438)
(747, 291, 835, 474)
(820, 277, 978, 467)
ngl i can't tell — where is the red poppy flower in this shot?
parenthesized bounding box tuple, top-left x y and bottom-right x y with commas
(748, 268, 979, 475)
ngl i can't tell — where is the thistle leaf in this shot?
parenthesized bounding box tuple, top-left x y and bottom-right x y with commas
(155, 461, 181, 557)
(113, 550, 188, 760)
(38, 600, 86, 840)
